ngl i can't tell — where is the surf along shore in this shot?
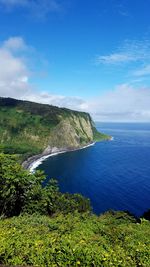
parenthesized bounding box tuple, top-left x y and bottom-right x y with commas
(22, 142, 96, 173)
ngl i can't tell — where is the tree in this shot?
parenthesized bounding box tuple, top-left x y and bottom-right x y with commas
(0, 153, 44, 217)
(0, 153, 91, 218)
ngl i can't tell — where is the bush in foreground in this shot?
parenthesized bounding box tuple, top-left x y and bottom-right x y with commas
(0, 212, 149, 266)
(0, 153, 91, 217)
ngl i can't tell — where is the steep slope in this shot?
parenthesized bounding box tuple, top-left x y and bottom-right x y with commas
(0, 97, 110, 160)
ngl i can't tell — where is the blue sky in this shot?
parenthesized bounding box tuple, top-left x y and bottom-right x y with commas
(0, 0, 150, 121)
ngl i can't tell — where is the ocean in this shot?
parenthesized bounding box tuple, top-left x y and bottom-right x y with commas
(37, 123, 150, 217)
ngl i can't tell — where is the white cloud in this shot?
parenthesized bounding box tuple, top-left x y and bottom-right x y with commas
(96, 53, 135, 64)
(1, 37, 150, 122)
(0, 37, 30, 98)
(23, 92, 88, 111)
(27, 84, 150, 122)
(132, 65, 150, 77)
(0, 49, 27, 81)
(88, 84, 150, 122)
(96, 39, 150, 65)
(3, 36, 27, 51)
(0, 0, 62, 18)
(0, 36, 88, 111)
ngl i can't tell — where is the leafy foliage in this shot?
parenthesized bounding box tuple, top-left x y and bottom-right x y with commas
(92, 126, 110, 141)
(0, 153, 30, 216)
(0, 153, 91, 217)
(0, 212, 149, 266)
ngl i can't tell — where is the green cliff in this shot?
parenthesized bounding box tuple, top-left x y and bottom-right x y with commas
(0, 97, 110, 160)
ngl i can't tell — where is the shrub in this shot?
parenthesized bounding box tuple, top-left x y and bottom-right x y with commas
(0, 153, 91, 217)
(0, 212, 149, 266)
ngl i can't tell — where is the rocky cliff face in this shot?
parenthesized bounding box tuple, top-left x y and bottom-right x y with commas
(48, 115, 94, 149)
(0, 97, 110, 160)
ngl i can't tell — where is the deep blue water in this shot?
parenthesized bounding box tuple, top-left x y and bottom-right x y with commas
(37, 123, 150, 217)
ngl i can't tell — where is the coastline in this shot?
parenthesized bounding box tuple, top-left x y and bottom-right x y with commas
(23, 142, 95, 173)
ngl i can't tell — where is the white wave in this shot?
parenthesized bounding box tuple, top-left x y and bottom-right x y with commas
(29, 151, 66, 173)
(29, 142, 95, 173)
(79, 142, 95, 150)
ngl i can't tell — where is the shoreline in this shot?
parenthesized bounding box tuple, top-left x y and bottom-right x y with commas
(24, 142, 96, 173)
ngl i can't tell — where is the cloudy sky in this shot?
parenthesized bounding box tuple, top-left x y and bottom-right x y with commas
(0, 0, 150, 122)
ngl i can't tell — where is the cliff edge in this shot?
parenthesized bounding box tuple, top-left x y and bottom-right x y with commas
(0, 97, 110, 161)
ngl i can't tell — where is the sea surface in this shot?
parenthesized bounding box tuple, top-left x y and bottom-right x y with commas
(37, 123, 150, 217)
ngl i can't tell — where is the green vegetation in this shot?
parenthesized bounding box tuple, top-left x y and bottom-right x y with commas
(0, 97, 110, 161)
(0, 212, 149, 267)
(0, 153, 90, 217)
(0, 153, 150, 266)
(1, 99, 148, 266)
(92, 126, 110, 141)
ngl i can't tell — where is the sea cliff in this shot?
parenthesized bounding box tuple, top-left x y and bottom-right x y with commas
(0, 97, 110, 162)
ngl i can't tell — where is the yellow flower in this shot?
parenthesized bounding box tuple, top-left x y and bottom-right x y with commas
(79, 240, 85, 244)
